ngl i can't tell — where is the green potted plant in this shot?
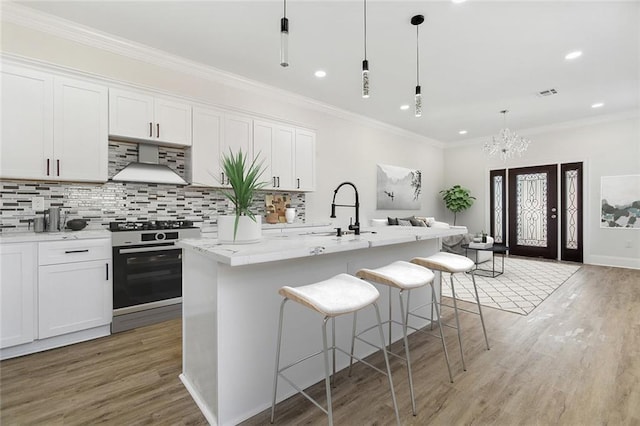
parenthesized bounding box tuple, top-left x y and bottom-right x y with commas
(439, 184, 476, 226)
(218, 148, 267, 243)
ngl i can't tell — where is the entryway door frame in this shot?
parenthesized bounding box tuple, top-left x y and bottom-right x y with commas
(489, 162, 583, 262)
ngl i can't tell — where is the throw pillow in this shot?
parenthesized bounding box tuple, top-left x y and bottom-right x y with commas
(409, 217, 427, 227)
(410, 217, 428, 227)
(398, 219, 412, 226)
(387, 217, 399, 226)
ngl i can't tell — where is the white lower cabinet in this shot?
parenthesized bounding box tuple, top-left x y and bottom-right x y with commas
(0, 243, 36, 349)
(38, 239, 112, 339)
(38, 259, 111, 339)
(0, 237, 112, 360)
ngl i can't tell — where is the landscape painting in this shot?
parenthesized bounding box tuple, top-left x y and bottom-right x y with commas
(601, 175, 640, 229)
(376, 164, 422, 210)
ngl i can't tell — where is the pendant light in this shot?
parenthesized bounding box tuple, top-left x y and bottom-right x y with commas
(280, 0, 289, 67)
(362, 0, 370, 98)
(411, 14, 424, 117)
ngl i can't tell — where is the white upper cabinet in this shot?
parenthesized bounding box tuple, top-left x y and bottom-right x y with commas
(54, 77, 108, 182)
(0, 65, 108, 182)
(222, 114, 253, 157)
(0, 243, 36, 349)
(253, 120, 294, 190)
(109, 88, 192, 146)
(1, 65, 54, 180)
(108, 89, 154, 140)
(190, 106, 224, 187)
(294, 129, 316, 191)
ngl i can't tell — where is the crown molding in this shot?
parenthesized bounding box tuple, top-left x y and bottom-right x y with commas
(1, 2, 443, 149)
(446, 109, 640, 150)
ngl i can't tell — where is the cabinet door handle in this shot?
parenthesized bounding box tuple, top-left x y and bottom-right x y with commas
(157, 123, 160, 138)
(56, 159, 60, 176)
(106, 263, 109, 280)
(65, 249, 89, 254)
(149, 122, 153, 137)
(221, 172, 225, 185)
(46, 158, 50, 176)
(297, 178, 300, 189)
(277, 176, 280, 188)
(273, 176, 276, 187)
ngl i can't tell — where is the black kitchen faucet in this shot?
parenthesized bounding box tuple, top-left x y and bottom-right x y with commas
(330, 181, 360, 235)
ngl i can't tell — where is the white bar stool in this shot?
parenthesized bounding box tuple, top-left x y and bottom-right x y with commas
(270, 273, 400, 426)
(354, 261, 453, 416)
(411, 252, 490, 372)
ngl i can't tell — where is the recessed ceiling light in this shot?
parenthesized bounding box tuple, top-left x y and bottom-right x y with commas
(314, 70, 326, 78)
(591, 102, 604, 108)
(565, 50, 582, 60)
(400, 105, 410, 110)
(459, 130, 468, 135)
(451, 0, 467, 3)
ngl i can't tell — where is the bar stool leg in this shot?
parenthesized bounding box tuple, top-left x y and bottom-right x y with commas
(373, 301, 401, 426)
(429, 271, 440, 330)
(271, 299, 288, 424)
(431, 283, 454, 383)
(449, 273, 467, 371)
(321, 317, 334, 426)
(332, 317, 337, 387)
(388, 286, 393, 347)
(470, 271, 490, 350)
(398, 289, 416, 416)
(348, 311, 357, 376)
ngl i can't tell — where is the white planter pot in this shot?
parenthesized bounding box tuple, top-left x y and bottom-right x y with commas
(217, 215, 262, 244)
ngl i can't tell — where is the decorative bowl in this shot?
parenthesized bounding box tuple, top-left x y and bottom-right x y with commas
(66, 218, 88, 231)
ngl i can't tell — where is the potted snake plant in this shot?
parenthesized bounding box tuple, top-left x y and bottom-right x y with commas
(218, 148, 267, 243)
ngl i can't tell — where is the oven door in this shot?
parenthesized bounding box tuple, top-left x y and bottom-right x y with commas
(112, 244, 182, 312)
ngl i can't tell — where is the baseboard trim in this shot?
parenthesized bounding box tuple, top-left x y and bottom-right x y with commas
(0, 325, 110, 360)
(586, 255, 640, 270)
(179, 373, 218, 426)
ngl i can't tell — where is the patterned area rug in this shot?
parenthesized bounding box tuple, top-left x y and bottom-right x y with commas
(441, 257, 581, 315)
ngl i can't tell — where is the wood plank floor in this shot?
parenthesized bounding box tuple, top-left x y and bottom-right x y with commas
(2, 264, 639, 425)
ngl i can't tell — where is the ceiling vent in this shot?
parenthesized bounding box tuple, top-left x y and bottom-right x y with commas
(537, 88, 558, 97)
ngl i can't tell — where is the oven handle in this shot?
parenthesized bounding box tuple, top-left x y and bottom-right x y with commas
(117, 245, 180, 254)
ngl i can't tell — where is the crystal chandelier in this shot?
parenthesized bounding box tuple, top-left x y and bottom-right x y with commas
(483, 110, 530, 161)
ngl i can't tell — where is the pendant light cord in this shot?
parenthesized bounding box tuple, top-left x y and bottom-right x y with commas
(416, 24, 420, 86)
(283, 0, 286, 18)
(363, 0, 367, 59)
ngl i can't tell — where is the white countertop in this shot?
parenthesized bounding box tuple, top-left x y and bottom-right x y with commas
(199, 221, 332, 234)
(178, 226, 466, 266)
(0, 229, 111, 243)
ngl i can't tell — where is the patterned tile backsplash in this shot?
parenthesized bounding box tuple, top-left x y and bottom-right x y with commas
(0, 141, 305, 232)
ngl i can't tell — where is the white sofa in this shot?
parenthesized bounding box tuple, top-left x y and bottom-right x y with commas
(369, 218, 491, 265)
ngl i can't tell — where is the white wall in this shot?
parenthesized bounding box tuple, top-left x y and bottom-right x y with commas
(1, 19, 446, 230)
(443, 114, 640, 269)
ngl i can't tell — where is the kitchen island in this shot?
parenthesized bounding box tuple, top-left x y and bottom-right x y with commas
(177, 225, 466, 425)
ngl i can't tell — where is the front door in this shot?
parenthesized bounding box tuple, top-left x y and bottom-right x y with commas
(508, 164, 558, 259)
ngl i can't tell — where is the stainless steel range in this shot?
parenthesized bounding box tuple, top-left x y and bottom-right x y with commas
(109, 220, 200, 333)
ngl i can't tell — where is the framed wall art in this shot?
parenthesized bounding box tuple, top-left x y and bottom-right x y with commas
(600, 174, 640, 229)
(376, 164, 422, 210)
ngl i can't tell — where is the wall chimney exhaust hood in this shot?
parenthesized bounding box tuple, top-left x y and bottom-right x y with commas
(111, 143, 188, 185)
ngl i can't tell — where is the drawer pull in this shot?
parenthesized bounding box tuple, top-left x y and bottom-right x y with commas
(106, 263, 109, 280)
(65, 249, 89, 254)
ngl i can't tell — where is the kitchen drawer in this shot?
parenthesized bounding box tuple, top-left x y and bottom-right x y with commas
(38, 238, 111, 265)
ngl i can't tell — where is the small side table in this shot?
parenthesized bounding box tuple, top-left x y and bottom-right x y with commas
(461, 244, 509, 278)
